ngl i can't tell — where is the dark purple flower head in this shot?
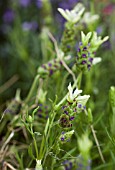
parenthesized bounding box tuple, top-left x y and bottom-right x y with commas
(19, 0, 31, 7)
(3, 9, 15, 23)
(36, 0, 43, 8)
(22, 21, 38, 31)
(61, 137, 65, 141)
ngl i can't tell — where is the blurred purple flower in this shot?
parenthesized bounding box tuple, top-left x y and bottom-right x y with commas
(36, 0, 43, 8)
(96, 26, 103, 35)
(19, 0, 31, 7)
(22, 21, 38, 31)
(59, 0, 78, 9)
(3, 9, 15, 23)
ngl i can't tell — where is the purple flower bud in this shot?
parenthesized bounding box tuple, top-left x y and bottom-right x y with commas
(62, 105, 67, 110)
(82, 60, 87, 65)
(61, 137, 65, 141)
(70, 116, 75, 121)
(87, 64, 91, 70)
(64, 110, 69, 115)
(82, 54, 87, 58)
(49, 69, 53, 76)
(89, 58, 93, 63)
(83, 106, 86, 109)
(77, 48, 81, 52)
(77, 103, 82, 108)
(62, 131, 65, 134)
(48, 63, 52, 67)
(83, 47, 87, 50)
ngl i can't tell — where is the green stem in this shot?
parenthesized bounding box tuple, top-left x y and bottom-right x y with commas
(77, 71, 82, 89)
(25, 75, 40, 103)
(33, 135, 39, 160)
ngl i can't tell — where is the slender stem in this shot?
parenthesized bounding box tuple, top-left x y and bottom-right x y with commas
(33, 135, 39, 160)
(84, 109, 105, 163)
(25, 75, 40, 103)
(90, 125, 105, 163)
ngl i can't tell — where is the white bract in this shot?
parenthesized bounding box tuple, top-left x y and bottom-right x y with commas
(67, 83, 90, 105)
(77, 95, 90, 106)
(90, 32, 109, 48)
(92, 57, 102, 65)
(67, 83, 82, 103)
(58, 3, 85, 23)
(81, 31, 92, 45)
(81, 12, 99, 24)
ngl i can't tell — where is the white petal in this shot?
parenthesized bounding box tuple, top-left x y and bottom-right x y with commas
(73, 88, 82, 98)
(92, 57, 102, 65)
(77, 95, 90, 105)
(58, 8, 69, 21)
(102, 36, 109, 43)
(67, 83, 73, 101)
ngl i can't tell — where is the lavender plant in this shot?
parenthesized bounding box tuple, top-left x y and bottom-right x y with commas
(0, 1, 113, 170)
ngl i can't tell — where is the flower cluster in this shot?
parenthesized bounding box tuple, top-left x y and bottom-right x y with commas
(76, 31, 109, 71)
(62, 156, 91, 170)
(37, 103, 49, 120)
(58, 3, 100, 55)
(5, 98, 21, 115)
(59, 83, 90, 128)
(59, 130, 74, 143)
(37, 58, 63, 78)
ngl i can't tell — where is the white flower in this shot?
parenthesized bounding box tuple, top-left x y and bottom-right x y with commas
(67, 83, 82, 103)
(92, 57, 102, 65)
(58, 3, 85, 23)
(81, 12, 99, 24)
